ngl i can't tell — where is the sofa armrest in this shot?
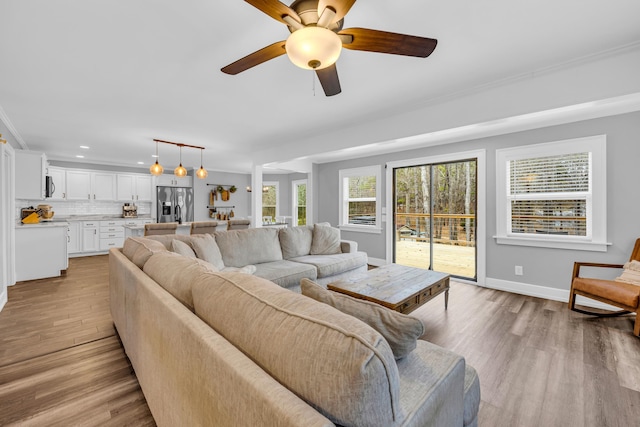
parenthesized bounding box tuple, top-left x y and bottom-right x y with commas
(340, 240, 358, 253)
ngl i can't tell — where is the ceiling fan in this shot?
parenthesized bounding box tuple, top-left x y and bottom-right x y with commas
(221, 0, 438, 96)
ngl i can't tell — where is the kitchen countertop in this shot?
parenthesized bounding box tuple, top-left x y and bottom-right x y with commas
(52, 215, 153, 221)
(16, 221, 69, 228)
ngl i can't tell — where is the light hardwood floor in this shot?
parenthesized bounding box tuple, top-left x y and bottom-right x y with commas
(0, 255, 155, 426)
(1, 255, 639, 426)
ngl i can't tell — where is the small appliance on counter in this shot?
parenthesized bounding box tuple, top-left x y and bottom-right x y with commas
(123, 203, 138, 218)
(38, 204, 55, 221)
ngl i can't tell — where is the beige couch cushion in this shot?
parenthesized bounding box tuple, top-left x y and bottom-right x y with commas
(253, 260, 317, 289)
(190, 234, 225, 270)
(279, 225, 313, 259)
(192, 273, 404, 427)
(215, 228, 283, 267)
(143, 251, 217, 310)
(122, 237, 168, 269)
(310, 223, 342, 255)
(291, 252, 367, 278)
(301, 278, 425, 359)
(171, 239, 196, 258)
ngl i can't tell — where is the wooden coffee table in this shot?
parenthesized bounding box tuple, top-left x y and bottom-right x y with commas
(328, 264, 450, 314)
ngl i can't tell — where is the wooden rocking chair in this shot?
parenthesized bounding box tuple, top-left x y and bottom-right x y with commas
(569, 238, 640, 336)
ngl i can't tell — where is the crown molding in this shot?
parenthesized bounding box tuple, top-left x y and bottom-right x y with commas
(0, 103, 28, 149)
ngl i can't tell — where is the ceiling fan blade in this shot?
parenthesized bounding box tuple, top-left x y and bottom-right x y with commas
(221, 41, 286, 75)
(315, 64, 341, 96)
(339, 27, 437, 58)
(318, 0, 356, 23)
(245, 0, 301, 25)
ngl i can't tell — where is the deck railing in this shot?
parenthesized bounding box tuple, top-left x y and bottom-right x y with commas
(395, 213, 476, 247)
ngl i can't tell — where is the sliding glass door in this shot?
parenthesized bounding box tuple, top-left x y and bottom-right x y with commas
(393, 159, 477, 280)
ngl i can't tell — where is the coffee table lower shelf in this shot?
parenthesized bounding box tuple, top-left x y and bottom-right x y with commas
(328, 264, 450, 315)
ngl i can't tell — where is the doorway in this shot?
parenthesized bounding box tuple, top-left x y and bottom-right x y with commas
(392, 158, 478, 280)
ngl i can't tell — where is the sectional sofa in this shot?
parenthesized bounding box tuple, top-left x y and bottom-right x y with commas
(143, 223, 368, 291)
(109, 224, 480, 426)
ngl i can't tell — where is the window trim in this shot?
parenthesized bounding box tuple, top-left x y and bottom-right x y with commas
(495, 134, 609, 251)
(338, 166, 382, 234)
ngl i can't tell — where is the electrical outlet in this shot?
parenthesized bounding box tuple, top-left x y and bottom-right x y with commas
(515, 265, 524, 276)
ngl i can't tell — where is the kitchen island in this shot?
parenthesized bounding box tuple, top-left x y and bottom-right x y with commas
(15, 221, 68, 281)
(123, 221, 228, 238)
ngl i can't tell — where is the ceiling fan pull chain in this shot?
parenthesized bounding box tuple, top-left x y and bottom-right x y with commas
(312, 72, 316, 96)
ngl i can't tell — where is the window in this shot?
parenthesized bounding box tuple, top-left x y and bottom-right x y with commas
(339, 166, 381, 233)
(262, 182, 278, 222)
(495, 135, 607, 251)
(292, 179, 307, 226)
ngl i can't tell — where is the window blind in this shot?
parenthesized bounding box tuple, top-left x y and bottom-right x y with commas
(509, 152, 589, 195)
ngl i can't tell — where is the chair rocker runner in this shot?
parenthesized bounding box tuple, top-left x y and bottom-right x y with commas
(569, 238, 640, 336)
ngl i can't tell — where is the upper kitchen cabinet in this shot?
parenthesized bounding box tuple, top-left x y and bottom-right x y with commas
(116, 174, 152, 202)
(156, 174, 193, 187)
(66, 170, 116, 201)
(46, 166, 66, 200)
(92, 172, 116, 200)
(15, 150, 46, 200)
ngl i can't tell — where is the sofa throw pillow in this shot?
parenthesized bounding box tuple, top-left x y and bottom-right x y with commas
(615, 260, 640, 286)
(214, 228, 283, 267)
(310, 223, 342, 255)
(279, 225, 313, 259)
(300, 278, 425, 359)
(190, 234, 225, 270)
(171, 239, 196, 259)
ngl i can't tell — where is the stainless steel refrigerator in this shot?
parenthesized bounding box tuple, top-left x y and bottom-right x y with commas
(157, 186, 194, 224)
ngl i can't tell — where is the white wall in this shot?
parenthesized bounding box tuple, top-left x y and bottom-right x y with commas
(192, 170, 251, 221)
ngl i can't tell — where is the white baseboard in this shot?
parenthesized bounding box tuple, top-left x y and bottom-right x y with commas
(367, 257, 387, 267)
(0, 289, 7, 312)
(484, 277, 621, 311)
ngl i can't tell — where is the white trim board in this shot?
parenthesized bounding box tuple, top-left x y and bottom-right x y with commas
(484, 277, 621, 311)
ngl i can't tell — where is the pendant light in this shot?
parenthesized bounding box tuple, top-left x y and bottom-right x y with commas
(174, 146, 187, 177)
(196, 148, 208, 179)
(149, 140, 164, 176)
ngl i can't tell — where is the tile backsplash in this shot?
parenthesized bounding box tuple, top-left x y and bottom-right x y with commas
(16, 200, 152, 220)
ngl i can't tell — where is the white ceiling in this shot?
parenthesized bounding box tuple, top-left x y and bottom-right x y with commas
(1, 0, 639, 173)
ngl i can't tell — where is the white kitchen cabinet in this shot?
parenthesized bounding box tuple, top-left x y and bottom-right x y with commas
(135, 175, 152, 201)
(67, 221, 81, 254)
(15, 150, 46, 200)
(117, 174, 152, 202)
(92, 172, 116, 200)
(156, 174, 193, 187)
(15, 223, 68, 281)
(99, 220, 124, 250)
(47, 166, 67, 200)
(82, 221, 100, 252)
(66, 170, 116, 201)
(66, 170, 92, 200)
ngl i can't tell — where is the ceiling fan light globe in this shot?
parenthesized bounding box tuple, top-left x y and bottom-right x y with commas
(286, 26, 342, 70)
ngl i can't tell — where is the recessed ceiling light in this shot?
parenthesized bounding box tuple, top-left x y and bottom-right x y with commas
(137, 161, 144, 165)
(80, 145, 89, 149)
(152, 154, 158, 158)
(75, 155, 84, 158)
